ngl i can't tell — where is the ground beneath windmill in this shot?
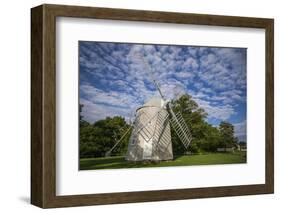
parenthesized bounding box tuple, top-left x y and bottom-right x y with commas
(79, 151, 246, 170)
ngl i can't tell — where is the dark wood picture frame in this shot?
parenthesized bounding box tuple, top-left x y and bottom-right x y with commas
(31, 4, 274, 208)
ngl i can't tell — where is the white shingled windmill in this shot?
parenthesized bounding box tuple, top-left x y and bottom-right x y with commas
(106, 52, 192, 161)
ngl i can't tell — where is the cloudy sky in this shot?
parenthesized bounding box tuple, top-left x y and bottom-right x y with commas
(79, 41, 247, 141)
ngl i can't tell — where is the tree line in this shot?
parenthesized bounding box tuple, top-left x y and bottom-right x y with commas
(80, 94, 240, 158)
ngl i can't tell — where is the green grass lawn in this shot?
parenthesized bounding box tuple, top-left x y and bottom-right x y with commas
(79, 152, 246, 170)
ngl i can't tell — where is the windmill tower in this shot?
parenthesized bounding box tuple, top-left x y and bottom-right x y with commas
(126, 97, 173, 161)
(105, 52, 193, 161)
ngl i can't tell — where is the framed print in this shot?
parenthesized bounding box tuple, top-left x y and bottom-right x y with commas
(31, 4, 274, 208)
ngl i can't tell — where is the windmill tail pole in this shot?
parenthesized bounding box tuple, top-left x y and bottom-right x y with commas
(105, 126, 132, 157)
(153, 80, 165, 100)
(134, 52, 165, 100)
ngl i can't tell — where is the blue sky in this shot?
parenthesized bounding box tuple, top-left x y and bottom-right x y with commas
(79, 41, 247, 141)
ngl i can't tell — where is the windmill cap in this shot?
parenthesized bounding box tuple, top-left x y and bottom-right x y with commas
(138, 97, 166, 109)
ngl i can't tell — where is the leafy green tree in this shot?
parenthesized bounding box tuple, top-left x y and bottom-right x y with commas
(94, 116, 131, 156)
(170, 94, 208, 154)
(238, 141, 247, 151)
(170, 94, 230, 154)
(79, 94, 239, 158)
(79, 116, 131, 158)
(79, 104, 84, 122)
(239, 141, 246, 147)
(198, 123, 220, 152)
(218, 121, 237, 148)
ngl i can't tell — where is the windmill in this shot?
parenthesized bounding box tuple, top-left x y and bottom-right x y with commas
(105, 52, 192, 161)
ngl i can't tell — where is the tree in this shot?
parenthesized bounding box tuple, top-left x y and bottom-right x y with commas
(79, 94, 239, 158)
(170, 94, 232, 154)
(93, 116, 131, 156)
(218, 121, 237, 148)
(238, 141, 247, 151)
(79, 116, 131, 158)
(170, 94, 208, 154)
(79, 104, 84, 121)
(200, 123, 221, 152)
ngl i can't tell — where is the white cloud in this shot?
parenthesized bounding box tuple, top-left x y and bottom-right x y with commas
(80, 84, 142, 123)
(81, 99, 135, 123)
(194, 98, 235, 121)
(183, 57, 199, 70)
(200, 53, 218, 67)
(173, 71, 193, 79)
(198, 48, 246, 98)
(79, 42, 246, 126)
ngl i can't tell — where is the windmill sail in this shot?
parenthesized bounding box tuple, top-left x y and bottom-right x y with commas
(135, 109, 170, 155)
(168, 104, 192, 149)
(135, 111, 158, 143)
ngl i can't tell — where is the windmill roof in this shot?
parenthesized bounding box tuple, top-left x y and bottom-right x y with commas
(142, 97, 164, 108)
